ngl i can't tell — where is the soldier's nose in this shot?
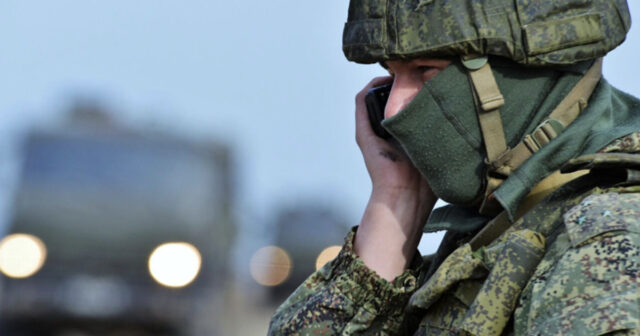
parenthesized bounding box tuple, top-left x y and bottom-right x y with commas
(384, 82, 422, 119)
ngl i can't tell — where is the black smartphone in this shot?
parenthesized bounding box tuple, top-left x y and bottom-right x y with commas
(365, 83, 392, 139)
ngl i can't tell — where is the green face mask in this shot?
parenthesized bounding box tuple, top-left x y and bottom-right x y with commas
(381, 60, 564, 206)
(381, 62, 484, 205)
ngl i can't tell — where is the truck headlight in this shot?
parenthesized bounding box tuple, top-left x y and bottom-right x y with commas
(249, 246, 292, 287)
(315, 246, 342, 271)
(148, 242, 202, 288)
(0, 233, 47, 279)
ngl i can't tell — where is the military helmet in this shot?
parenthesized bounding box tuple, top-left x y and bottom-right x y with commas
(343, 0, 631, 66)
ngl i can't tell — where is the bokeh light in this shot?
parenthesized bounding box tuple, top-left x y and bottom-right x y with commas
(315, 246, 342, 271)
(0, 233, 47, 279)
(249, 246, 292, 287)
(148, 242, 202, 288)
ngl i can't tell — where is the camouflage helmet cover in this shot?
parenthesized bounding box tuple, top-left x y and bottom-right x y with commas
(343, 0, 631, 66)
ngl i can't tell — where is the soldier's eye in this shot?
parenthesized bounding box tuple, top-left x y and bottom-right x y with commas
(419, 66, 442, 82)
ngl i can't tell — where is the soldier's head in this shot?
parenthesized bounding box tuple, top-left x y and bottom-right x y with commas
(344, 0, 631, 212)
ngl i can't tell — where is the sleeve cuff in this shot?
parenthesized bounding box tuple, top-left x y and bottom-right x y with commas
(326, 226, 422, 315)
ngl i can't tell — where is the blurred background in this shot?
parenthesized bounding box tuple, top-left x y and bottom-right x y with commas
(0, 1, 639, 335)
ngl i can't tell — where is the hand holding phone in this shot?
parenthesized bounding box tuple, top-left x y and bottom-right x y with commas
(355, 79, 437, 282)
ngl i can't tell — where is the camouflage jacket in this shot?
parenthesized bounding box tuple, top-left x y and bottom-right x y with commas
(268, 131, 640, 336)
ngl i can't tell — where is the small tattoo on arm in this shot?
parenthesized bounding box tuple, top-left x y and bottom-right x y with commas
(379, 150, 401, 162)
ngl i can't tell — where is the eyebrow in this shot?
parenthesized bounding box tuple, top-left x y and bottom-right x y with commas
(411, 57, 455, 68)
(409, 59, 437, 67)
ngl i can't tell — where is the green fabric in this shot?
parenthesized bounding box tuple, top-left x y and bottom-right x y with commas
(381, 61, 484, 205)
(381, 57, 585, 208)
(494, 80, 640, 220)
(343, 0, 630, 66)
(425, 204, 489, 233)
(268, 227, 422, 335)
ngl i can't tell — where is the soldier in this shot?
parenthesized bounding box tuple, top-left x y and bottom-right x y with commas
(270, 1, 640, 335)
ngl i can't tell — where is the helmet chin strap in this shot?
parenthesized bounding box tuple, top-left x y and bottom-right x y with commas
(462, 55, 510, 215)
(462, 55, 603, 216)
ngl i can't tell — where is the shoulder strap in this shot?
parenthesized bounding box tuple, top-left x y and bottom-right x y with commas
(502, 59, 603, 174)
(464, 55, 507, 165)
(469, 168, 588, 250)
(464, 57, 603, 214)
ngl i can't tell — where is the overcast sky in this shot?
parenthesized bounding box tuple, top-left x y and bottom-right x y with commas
(1, 1, 640, 258)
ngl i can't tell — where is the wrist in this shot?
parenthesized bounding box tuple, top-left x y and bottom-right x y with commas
(370, 185, 436, 226)
(354, 189, 436, 281)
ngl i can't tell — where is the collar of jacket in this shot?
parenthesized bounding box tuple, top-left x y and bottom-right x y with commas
(495, 78, 640, 220)
(425, 80, 640, 234)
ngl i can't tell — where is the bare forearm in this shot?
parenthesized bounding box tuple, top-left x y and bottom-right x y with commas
(354, 188, 436, 281)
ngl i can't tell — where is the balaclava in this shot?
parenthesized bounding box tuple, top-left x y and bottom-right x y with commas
(382, 57, 640, 223)
(381, 58, 583, 206)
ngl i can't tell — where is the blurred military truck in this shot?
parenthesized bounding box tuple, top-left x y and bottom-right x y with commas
(0, 105, 236, 336)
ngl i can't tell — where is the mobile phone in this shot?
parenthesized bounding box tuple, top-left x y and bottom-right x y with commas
(365, 83, 392, 139)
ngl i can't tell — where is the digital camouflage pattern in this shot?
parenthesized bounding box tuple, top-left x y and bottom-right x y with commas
(516, 191, 640, 336)
(343, 0, 630, 66)
(268, 227, 422, 335)
(408, 244, 483, 312)
(601, 130, 640, 153)
(459, 230, 545, 336)
(268, 130, 640, 335)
